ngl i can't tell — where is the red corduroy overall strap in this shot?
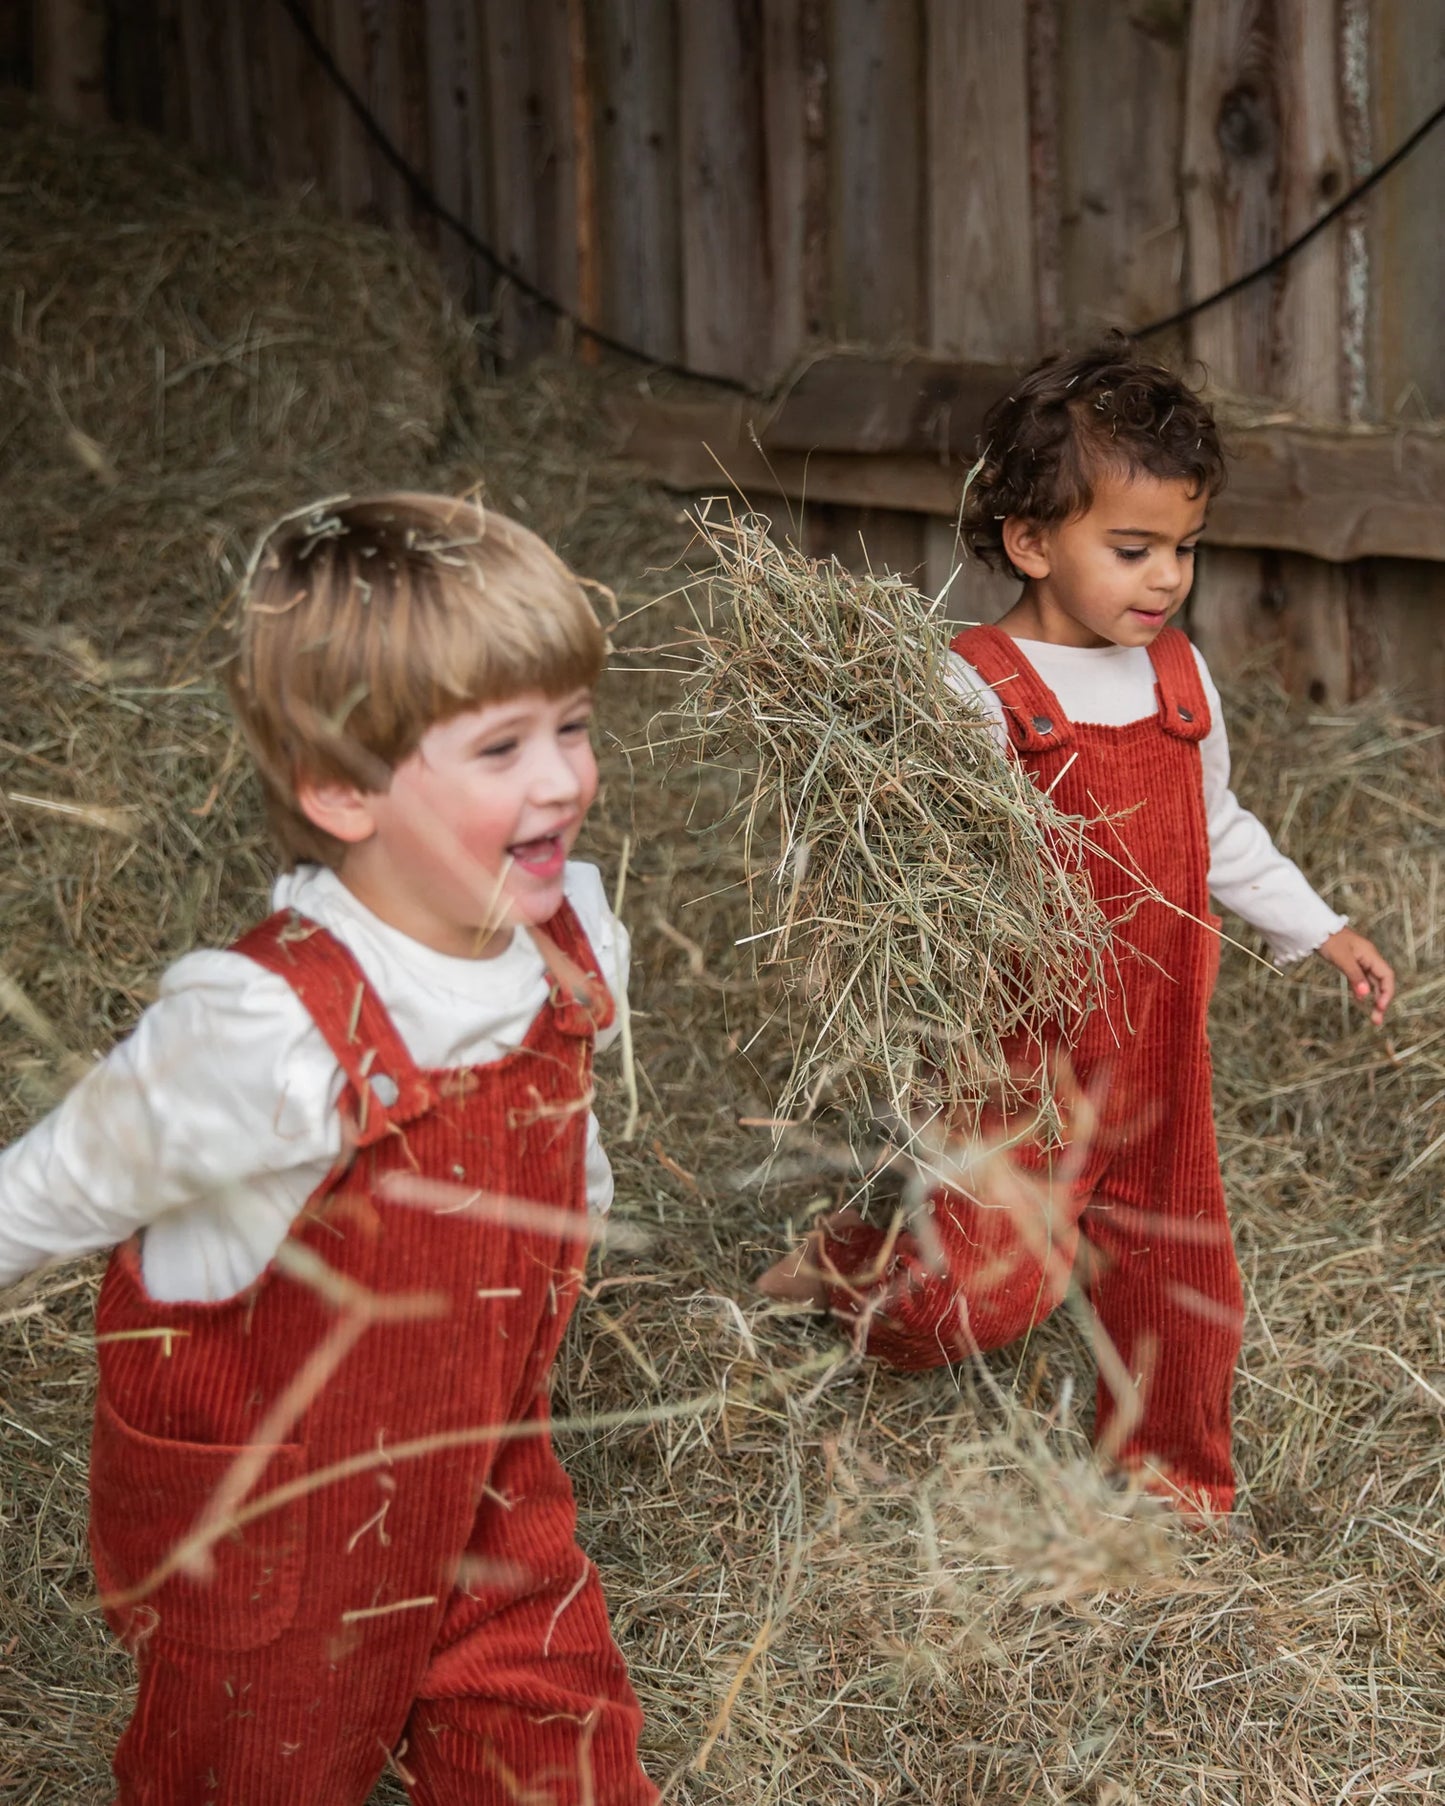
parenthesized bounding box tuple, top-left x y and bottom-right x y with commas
(89, 902, 657, 1806)
(823, 625, 1243, 1513)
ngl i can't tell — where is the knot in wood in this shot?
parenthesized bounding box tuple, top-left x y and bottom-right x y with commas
(1216, 81, 1276, 163)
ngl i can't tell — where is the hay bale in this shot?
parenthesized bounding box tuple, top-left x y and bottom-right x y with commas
(0, 92, 465, 501)
(677, 506, 1109, 1135)
(0, 93, 478, 1106)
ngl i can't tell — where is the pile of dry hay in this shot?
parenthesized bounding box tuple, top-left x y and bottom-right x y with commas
(677, 506, 1107, 1139)
(2, 97, 1444, 1806)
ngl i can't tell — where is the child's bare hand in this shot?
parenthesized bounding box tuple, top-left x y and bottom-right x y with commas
(757, 1236, 828, 1305)
(1317, 928, 1395, 1026)
(756, 1209, 863, 1306)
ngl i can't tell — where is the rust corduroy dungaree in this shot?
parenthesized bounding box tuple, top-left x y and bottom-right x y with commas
(824, 625, 1244, 1511)
(89, 901, 657, 1805)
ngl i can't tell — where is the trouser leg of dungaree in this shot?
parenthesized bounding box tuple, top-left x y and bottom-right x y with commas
(402, 1411, 657, 1806)
(1077, 1035, 1243, 1515)
(108, 1412, 655, 1805)
(820, 1046, 1243, 1511)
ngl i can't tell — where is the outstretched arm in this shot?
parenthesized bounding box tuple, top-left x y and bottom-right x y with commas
(0, 952, 339, 1292)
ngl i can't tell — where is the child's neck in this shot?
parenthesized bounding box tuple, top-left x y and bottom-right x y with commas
(332, 857, 514, 960)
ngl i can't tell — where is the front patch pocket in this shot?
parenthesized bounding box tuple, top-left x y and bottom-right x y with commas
(89, 1392, 307, 1652)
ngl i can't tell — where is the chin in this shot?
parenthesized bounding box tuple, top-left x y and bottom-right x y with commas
(509, 881, 569, 927)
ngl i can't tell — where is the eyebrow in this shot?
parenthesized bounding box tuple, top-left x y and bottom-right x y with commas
(468, 691, 593, 732)
(1106, 524, 1207, 539)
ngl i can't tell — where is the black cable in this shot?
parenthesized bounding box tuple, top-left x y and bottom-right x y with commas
(1135, 95, 1445, 340)
(276, 0, 751, 392)
(281, 0, 1444, 389)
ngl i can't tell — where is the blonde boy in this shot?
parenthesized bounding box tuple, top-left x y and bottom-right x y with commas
(0, 495, 657, 1805)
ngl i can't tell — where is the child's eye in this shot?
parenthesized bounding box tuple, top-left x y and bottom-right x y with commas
(476, 738, 519, 759)
(1179, 542, 1198, 557)
(560, 716, 593, 738)
(1114, 547, 1148, 562)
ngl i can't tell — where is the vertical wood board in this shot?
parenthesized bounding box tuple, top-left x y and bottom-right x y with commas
(1370, 0, 1445, 418)
(1272, 0, 1347, 415)
(828, 0, 923, 343)
(588, 0, 683, 362)
(172, 0, 221, 164)
(260, 0, 327, 193)
(925, 518, 1019, 625)
(106, 0, 167, 132)
(316, 0, 378, 219)
(925, 0, 1037, 360)
(483, 0, 578, 360)
(33, 0, 109, 126)
(1055, 0, 1189, 337)
(800, 503, 927, 584)
(397, 0, 440, 252)
(760, 0, 811, 372)
(1182, 0, 1283, 393)
(677, 1, 771, 382)
(358, 0, 410, 223)
(1191, 545, 1352, 707)
(1346, 559, 1445, 720)
(422, 0, 495, 311)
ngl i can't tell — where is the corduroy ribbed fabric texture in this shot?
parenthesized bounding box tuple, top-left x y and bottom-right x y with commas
(89, 902, 657, 1804)
(822, 626, 1244, 1513)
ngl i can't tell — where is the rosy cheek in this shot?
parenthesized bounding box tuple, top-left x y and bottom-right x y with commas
(455, 813, 512, 864)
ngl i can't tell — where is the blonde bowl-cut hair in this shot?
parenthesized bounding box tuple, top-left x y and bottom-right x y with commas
(229, 492, 607, 867)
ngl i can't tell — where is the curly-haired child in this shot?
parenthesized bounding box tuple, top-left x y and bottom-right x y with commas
(0, 495, 658, 1804)
(761, 343, 1393, 1519)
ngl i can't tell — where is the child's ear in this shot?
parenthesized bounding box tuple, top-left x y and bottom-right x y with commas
(1002, 516, 1051, 580)
(295, 775, 379, 846)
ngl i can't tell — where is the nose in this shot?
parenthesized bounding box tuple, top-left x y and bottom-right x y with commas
(1151, 553, 1183, 594)
(530, 733, 585, 806)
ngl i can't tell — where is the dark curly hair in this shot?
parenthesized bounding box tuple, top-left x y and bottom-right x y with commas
(961, 336, 1226, 578)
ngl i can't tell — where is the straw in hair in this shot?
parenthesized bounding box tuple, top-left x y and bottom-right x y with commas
(229, 493, 606, 865)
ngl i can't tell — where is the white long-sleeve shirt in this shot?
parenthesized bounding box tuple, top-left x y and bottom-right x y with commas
(0, 862, 629, 1304)
(947, 637, 1346, 966)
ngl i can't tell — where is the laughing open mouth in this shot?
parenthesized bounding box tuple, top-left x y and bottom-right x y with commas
(507, 833, 566, 876)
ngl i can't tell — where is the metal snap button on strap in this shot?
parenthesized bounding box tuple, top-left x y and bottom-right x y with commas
(1031, 715, 1054, 734)
(1178, 706, 1194, 722)
(369, 1073, 400, 1107)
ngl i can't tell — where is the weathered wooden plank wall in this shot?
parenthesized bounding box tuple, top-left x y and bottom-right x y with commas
(70, 0, 1445, 714)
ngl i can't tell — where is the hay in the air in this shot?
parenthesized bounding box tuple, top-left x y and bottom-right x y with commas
(676, 504, 1110, 1136)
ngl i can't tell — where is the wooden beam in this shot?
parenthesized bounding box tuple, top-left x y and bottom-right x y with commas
(610, 393, 962, 514)
(607, 382, 1445, 564)
(1207, 427, 1445, 563)
(765, 354, 1016, 455)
